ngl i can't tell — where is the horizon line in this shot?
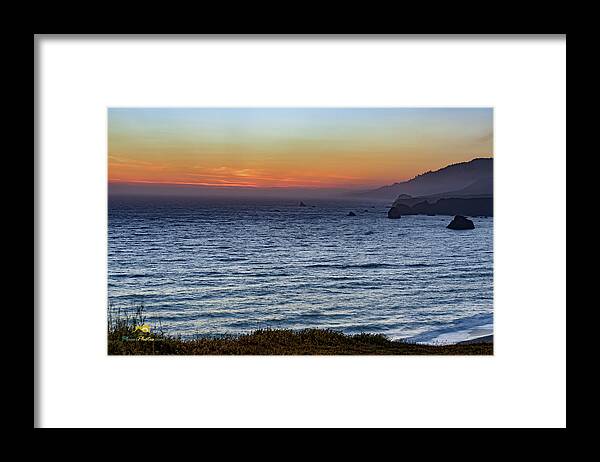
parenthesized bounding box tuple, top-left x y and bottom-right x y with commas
(108, 156, 494, 191)
(107, 179, 372, 191)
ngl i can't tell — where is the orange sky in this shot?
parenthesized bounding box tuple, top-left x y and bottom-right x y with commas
(108, 108, 493, 189)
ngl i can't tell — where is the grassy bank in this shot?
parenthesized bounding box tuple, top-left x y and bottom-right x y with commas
(108, 325, 493, 356)
(108, 304, 492, 355)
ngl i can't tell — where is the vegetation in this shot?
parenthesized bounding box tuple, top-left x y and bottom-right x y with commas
(108, 304, 492, 356)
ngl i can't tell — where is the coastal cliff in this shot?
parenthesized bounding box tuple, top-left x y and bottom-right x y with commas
(378, 157, 494, 217)
(389, 197, 493, 217)
(359, 157, 493, 200)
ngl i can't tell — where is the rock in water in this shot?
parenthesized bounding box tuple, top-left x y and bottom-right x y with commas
(299, 201, 307, 207)
(347, 211, 356, 216)
(447, 215, 475, 230)
(387, 206, 402, 219)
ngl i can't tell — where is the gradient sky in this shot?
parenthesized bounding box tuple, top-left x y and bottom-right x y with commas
(108, 108, 493, 189)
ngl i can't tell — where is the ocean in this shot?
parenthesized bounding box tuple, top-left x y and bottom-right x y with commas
(108, 196, 493, 344)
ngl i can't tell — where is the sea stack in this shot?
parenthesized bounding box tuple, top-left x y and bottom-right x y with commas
(447, 215, 475, 230)
(347, 211, 356, 216)
(387, 206, 402, 219)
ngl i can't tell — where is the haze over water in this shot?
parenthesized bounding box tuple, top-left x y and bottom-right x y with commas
(108, 196, 493, 343)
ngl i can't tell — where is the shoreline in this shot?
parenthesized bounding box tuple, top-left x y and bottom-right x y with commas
(457, 334, 494, 344)
(108, 326, 493, 355)
(401, 316, 493, 345)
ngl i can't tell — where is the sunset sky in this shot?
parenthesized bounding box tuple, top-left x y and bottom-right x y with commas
(108, 108, 493, 190)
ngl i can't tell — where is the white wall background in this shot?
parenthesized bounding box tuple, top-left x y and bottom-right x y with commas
(36, 36, 566, 428)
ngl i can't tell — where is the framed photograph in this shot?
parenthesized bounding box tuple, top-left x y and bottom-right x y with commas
(107, 107, 494, 355)
(35, 34, 566, 428)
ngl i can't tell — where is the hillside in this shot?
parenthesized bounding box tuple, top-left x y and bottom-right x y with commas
(358, 157, 493, 201)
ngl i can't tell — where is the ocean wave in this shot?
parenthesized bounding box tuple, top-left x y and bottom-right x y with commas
(109, 201, 493, 339)
(404, 312, 493, 344)
(109, 273, 153, 279)
(306, 262, 397, 270)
